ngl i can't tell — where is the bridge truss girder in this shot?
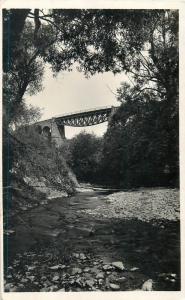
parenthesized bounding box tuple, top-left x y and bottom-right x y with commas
(56, 110, 112, 127)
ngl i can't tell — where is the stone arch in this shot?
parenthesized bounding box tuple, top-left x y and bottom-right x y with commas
(42, 126, 51, 140)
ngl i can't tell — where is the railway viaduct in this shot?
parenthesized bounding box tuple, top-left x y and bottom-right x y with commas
(34, 106, 118, 147)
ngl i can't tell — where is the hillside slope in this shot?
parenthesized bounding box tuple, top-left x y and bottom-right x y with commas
(3, 127, 78, 218)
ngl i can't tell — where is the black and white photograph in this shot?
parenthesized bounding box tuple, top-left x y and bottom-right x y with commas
(1, 2, 184, 297)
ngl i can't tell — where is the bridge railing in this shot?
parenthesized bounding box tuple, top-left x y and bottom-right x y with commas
(54, 105, 114, 119)
(34, 106, 118, 125)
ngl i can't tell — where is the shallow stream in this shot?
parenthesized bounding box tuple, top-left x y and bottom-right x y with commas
(5, 188, 180, 291)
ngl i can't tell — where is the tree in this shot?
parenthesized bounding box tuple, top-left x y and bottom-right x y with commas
(3, 9, 178, 188)
(102, 90, 178, 188)
(3, 20, 45, 126)
(67, 131, 103, 183)
(36, 10, 177, 104)
(10, 101, 42, 129)
(60, 9, 178, 188)
(3, 9, 178, 119)
(3, 9, 31, 72)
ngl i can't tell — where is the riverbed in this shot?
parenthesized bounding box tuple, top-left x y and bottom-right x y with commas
(4, 187, 180, 291)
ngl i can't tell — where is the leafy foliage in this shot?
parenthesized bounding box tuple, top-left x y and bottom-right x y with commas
(3, 9, 179, 189)
(10, 101, 42, 129)
(3, 9, 178, 121)
(3, 21, 45, 126)
(62, 131, 103, 183)
(43, 9, 178, 106)
(102, 91, 179, 187)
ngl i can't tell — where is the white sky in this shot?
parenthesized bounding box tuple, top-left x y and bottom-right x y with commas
(26, 65, 127, 138)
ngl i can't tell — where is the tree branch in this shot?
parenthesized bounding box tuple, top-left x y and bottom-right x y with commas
(34, 9, 41, 42)
(134, 87, 163, 99)
(106, 84, 118, 96)
(37, 16, 64, 34)
(126, 68, 158, 83)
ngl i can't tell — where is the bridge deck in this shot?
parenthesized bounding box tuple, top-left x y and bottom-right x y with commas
(34, 105, 118, 127)
(54, 106, 113, 119)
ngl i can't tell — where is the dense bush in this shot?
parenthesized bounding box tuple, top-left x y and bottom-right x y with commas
(101, 98, 179, 188)
(59, 97, 178, 188)
(60, 131, 103, 183)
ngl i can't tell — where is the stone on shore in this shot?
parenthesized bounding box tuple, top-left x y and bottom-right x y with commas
(130, 267, 139, 272)
(112, 261, 125, 271)
(96, 272, 105, 279)
(110, 283, 120, 290)
(142, 279, 153, 291)
(102, 264, 112, 271)
(71, 267, 82, 275)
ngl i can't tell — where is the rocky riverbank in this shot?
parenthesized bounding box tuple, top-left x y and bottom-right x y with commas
(4, 187, 180, 292)
(4, 250, 149, 292)
(82, 188, 180, 224)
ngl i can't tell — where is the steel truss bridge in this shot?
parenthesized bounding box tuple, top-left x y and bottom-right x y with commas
(34, 106, 118, 146)
(55, 106, 116, 127)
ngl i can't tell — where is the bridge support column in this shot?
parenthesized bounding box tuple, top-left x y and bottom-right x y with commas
(57, 124, 65, 139)
(50, 119, 65, 147)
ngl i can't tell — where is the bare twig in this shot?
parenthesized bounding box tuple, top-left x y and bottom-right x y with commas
(106, 84, 117, 97)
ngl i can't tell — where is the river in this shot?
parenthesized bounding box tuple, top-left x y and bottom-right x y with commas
(4, 187, 180, 291)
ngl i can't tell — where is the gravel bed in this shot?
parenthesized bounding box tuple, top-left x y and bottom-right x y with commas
(82, 188, 180, 222)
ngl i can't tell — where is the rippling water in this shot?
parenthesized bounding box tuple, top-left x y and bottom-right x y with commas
(4, 188, 180, 290)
